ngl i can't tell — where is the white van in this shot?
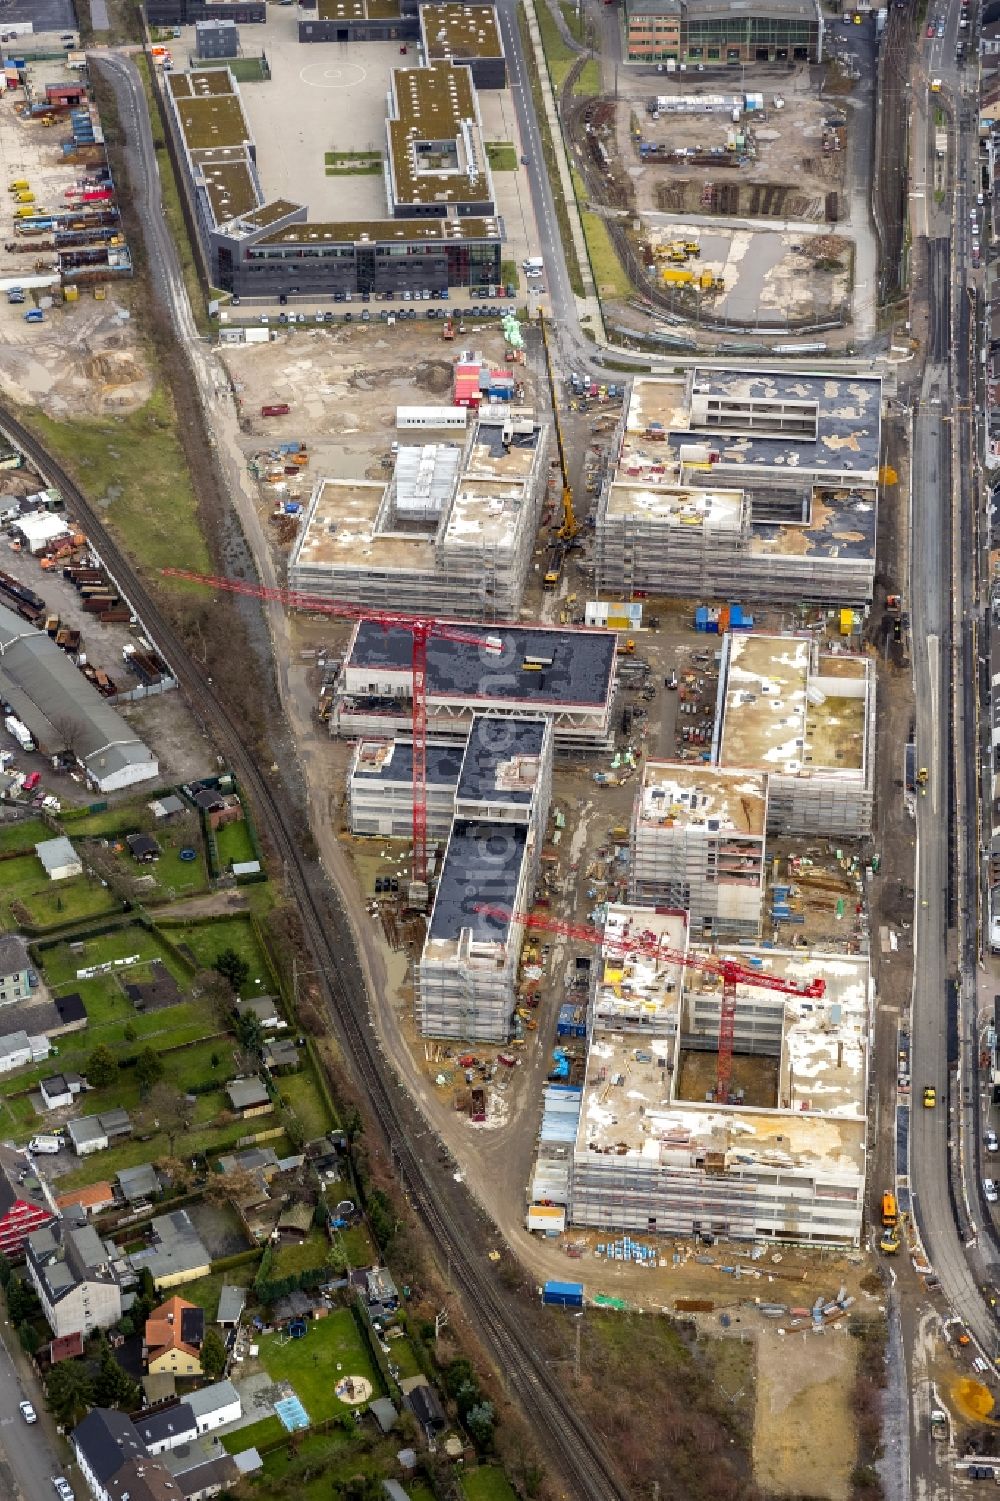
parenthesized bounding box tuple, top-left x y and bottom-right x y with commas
(29, 1135, 60, 1155)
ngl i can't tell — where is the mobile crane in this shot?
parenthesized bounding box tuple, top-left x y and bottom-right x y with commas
(539, 312, 578, 590)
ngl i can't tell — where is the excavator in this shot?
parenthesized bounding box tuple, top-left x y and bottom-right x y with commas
(539, 312, 579, 591)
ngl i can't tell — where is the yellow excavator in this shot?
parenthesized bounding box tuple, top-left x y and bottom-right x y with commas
(539, 312, 578, 590)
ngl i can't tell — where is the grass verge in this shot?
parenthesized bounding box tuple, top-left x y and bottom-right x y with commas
(486, 141, 519, 171)
(574, 57, 602, 95)
(134, 55, 210, 335)
(26, 389, 212, 586)
(534, 0, 577, 88)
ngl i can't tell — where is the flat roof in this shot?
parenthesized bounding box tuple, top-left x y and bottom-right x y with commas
(425, 818, 527, 953)
(421, 3, 503, 59)
(347, 620, 617, 708)
(624, 370, 882, 481)
(637, 761, 767, 837)
(748, 483, 877, 564)
(293, 479, 433, 573)
(388, 62, 492, 209)
(718, 634, 870, 777)
(258, 216, 500, 246)
(605, 481, 746, 531)
(195, 154, 258, 222)
(457, 714, 547, 803)
(580, 941, 869, 1172)
(171, 86, 250, 151)
(352, 738, 465, 787)
(241, 198, 301, 229)
(317, 0, 400, 15)
(597, 905, 689, 1027)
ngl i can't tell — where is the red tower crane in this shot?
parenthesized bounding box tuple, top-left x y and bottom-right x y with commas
(475, 904, 826, 1103)
(163, 569, 502, 888)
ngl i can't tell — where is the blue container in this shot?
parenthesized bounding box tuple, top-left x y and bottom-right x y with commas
(542, 1280, 584, 1308)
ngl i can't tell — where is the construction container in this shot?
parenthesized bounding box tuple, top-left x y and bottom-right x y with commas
(63, 285, 79, 302)
(542, 1280, 584, 1308)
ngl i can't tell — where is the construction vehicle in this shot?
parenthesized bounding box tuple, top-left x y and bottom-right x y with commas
(163, 568, 502, 895)
(539, 312, 578, 588)
(881, 1190, 898, 1227)
(916, 766, 928, 793)
(879, 1227, 900, 1255)
(476, 904, 825, 1105)
(662, 267, 725, 291)
(930, 1409, 948, 1441)
(442, 317, 454, 340)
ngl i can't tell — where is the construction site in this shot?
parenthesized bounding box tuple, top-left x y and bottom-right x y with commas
(594, 369, 881, 607)
(528, 903, 871, 1246)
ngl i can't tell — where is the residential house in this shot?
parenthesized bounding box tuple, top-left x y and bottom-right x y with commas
(235, 995, 282, 1029)
(27, 1219, 123, 1337)
(106, 1460, 182, 1501)
(68, 1109, 132, 1156)
(202, 791, 243, 832)
(145, 1295, 205, 1376)
(276, 1200, 313, 1243)
(159, 1448, 239, 1499)
(72, 1408, 148, 1501)
(263, 1037, 300, 1073)
(0, 933, 31, 1006)
(366, 1267, 399, 1315)
(40, 1072, 85, 1111)
(216, 1146, 279, 1180)
(185, 1379, 242, 1435)
(225, 1076, 272, 1118)
(216, 1284, 246, 1331)
(0, 1154, 53, 1259)
(132, 1402, 198, 1456)
(35, 835, 83, 881)
(118, 1162, 163, 1204)
(399, 1376, 447, 1438)
(0, 1029, 48, 1073)
(127, 833, 162, 863)
(129, 1209, 211, 1290)
(55, 1181, 115, 1218)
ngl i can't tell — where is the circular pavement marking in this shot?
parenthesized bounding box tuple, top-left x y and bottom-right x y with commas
(298, 61, 367, 89)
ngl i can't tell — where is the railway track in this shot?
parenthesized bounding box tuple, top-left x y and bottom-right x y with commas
(0, 405, 628, 1501)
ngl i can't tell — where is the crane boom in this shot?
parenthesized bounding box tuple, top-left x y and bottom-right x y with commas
(476, 903, 825, 1100)
(163, 568, 501, 888)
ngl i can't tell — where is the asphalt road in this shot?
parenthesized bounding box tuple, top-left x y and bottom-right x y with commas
(0, 1329, 72, 1501)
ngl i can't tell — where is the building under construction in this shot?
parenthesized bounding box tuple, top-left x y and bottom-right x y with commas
(629, 762, 768, 939)
(333, 620, 618, 753)
(417, 715, 553, 1041)
(714, 633, 875, 836)
(289, 406, 548, 622)
(558, 905, 870, 1245)
(594, 369, 881, 606)
(348, 738, 465, 840)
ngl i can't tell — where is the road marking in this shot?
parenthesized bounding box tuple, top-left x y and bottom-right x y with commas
(928, 633, 940, 815)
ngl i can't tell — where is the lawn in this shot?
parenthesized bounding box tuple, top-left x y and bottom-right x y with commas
(574, 57, 601, 94)
(0, 854, 119, 933)
(324, 150, 381, 163)
(273, 1064, 334, 1140)
(221, 1414, 284, 1455)
(463, 1468, 518, 1501)
(271, 1228, 332, 1280)
(190, 56, 268, 81)
(0, 818, 48, 853)
(255, 1430, 402, 1492)
(325, 162, 383, 176)
(27, 388, 212, 587)
(333, 1223, 376, 1269)
(169, 915, 272, 992)
(214, 818, 256, 870)
(178, 1261, 260, 1317)
(256, 1307, 383, 1422)
(486, 141, 518, 171)
(54, 1111, 259, 1192)
(384, 1331, 422, 1380)
(571, 170, 631, 298)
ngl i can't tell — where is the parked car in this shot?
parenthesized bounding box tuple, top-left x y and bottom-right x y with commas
(986, 1129, 999, 1153)
(52, 1480, 73, 1500)
(22, 771, 40, 791)
(985, 1179, 999, 1204)
(19, 1401, 36, 1424)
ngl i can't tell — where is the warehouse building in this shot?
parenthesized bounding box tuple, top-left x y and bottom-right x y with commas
(166, 63, 502, 298)
(333, 620, 618, 752)
(0, 604, 157, 793)
(629, 762, 767, 938)
(289, 407, 547, 620)
(594, 370, 880, 606)
(715, 633, 875, 836)
(417, 716, 553, 1040)
(565, 908, 870, 1245)
(625, 0, 823, 65)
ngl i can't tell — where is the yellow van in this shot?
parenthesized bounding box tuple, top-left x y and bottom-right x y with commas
(15, 192, 35, 204)
(14, 206, 35, 219)
(7, 179, 28, 193)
